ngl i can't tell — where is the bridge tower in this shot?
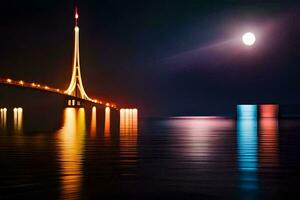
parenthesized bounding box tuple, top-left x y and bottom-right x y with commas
(65, 8, 92, 101)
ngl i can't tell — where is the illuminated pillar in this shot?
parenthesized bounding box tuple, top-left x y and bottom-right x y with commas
(65, 8, 92, 101)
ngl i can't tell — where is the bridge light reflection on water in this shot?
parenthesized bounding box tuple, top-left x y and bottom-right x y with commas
(120, 109, 138, 175)
(57, 108, 85, 200)
(0, 104, 293, 199)
(13, 107, 23, 133)
(237, 105, 258, 197)
(55, 107, 138, 196)
(90, 106, 97, 137)
(0, 108, 7, 129)
(104, 107, 110, 137)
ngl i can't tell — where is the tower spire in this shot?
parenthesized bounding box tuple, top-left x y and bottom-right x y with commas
(65, 7, 92, 101)
(75, 7, 79, 26)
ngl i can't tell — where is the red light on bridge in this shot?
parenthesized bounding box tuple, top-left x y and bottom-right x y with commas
(44, 86, 49, 90)
(19, 80, 24, 85)
(31, 83, 36, 87)
(6, 79, 12, 83)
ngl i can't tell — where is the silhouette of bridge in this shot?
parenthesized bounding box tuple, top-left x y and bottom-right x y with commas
(0, 8, 117, 109)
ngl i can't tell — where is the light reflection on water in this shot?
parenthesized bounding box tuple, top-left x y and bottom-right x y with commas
(119, 109, 138, 175)
(56, 108, 139, 197)
(104, 107, 110, 137)
(260, 118, 278, 168)
(0, 108, 7, 129)
(13, 108, 23, 133)
(165, 117, 234, 162)
(237, 105, 258, 197)
(56, 108, 85, 200)
(90, 106, 97, 137)
(237, 117, 258, 190)
(259, 105, 279, 168)
(1, 106, 298, 199)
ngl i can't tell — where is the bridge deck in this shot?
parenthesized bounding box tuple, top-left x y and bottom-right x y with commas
(0, 78, 117, 109)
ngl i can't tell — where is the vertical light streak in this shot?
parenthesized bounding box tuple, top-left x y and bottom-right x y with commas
(0, 108, 3, 128)
(104, 107, 110, 137)
(13, 107, 23, 133)
(259, 105, 279, 168)
(0, 108, 7, 129)
(125, 109, 130, 134)
(237, 105, 258, 194)
(13, 108, 18, 130)
(78, 108, 86, 133)
(120, 109, 125, 133)
(3, 108, 7, 129)
(90, 106, 97, 137)
(57, 108, 85, 200)
(132, 109, 138, 133)
(17, 108, 23, 131)
(0, 109, 2, 126)
(119, 109, 138, 175)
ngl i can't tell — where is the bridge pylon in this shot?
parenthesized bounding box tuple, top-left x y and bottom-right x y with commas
(65, 7, 92, 101)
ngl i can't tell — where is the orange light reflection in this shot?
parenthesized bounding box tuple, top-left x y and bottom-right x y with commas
(57, 108, 85, 200)
(13, 107, 23, 133)
(259, 117, 278, 168)
(104, 107, 110, 137)
(0, 108, 7, 129)
(90, 107, 97, 137)
(119, 108, 138, 175)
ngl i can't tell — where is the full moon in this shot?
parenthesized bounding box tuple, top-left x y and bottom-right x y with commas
(242, 32, 256, 46)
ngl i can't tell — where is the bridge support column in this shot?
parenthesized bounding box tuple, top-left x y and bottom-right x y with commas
(65, 97, 85, 108)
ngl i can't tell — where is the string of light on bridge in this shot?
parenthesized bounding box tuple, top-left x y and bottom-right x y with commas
(0, 78, 117, 109)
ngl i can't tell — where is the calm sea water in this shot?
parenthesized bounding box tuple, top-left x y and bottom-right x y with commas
(0, 108, 300, 199)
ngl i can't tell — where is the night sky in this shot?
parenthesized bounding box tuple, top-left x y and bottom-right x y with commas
(0, 0, 299, 116)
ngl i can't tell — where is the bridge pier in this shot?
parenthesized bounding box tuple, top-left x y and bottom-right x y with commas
(64, 96, 100, 108)
(65, 97, 85, 107)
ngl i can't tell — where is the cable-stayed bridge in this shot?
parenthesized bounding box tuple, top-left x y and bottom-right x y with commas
(0, 8, 120, 110)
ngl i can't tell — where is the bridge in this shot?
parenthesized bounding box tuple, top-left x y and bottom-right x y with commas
(0, 8, 119, 110)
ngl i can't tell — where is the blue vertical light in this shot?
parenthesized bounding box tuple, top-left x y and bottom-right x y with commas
(237, 104, 257, 120)
(237, 105, 258, 191)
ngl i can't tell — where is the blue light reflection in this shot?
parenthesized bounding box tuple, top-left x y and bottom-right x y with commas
(237, 105, 258, 193)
